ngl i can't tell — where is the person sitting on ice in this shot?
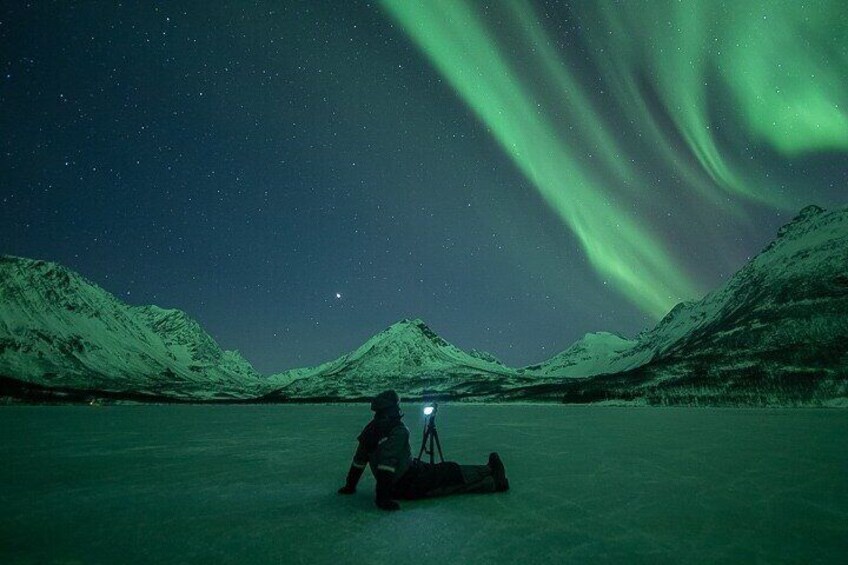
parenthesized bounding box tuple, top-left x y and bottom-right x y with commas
(337, 389, 509, 511)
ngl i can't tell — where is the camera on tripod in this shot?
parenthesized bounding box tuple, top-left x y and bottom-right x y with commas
(417, 402, 444, 464)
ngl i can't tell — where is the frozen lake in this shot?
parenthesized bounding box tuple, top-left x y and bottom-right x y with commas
(1, 405, 846, 563)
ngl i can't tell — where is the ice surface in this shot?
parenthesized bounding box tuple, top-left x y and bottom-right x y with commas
(1, 405, 846, 563)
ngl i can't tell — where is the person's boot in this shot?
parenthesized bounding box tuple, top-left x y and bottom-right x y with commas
(488, 452, 509, 492)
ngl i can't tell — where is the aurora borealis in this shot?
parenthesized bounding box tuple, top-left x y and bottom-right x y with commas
(2, 1, 846, 372)
(380, 0, 847, 316)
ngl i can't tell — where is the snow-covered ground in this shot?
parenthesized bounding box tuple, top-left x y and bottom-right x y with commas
(1, 405, 845, 563)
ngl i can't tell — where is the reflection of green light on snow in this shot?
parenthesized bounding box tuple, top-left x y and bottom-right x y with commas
(379, 0, 847, 318)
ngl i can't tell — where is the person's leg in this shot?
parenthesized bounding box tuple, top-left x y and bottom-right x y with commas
(395, 455, 509, 499)
(430, 453, 510, 495)
(443, 465, 497, 494)
(413, 461, 498, 497)
(392, 459, 455, 499)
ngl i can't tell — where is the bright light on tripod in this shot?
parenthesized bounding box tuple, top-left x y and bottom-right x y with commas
(423, 406, 435, 416)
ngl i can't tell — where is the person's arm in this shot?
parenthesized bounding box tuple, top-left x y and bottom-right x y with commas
(373, 425, 409, 510)
(338, 441, 369, 494)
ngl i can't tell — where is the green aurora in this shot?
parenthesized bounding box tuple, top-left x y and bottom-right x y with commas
(379, 0, 848, 318)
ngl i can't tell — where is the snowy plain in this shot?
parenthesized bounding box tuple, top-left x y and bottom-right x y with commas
(1, 405, 846, 564)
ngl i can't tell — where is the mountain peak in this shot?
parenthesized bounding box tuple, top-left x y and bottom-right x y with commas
(381, 318, 448, 348)
(796, 204, 825, 220)
(2, 254, 72, 274)
(1, 255, 75, 284)
(776, 204, 827, 240)
(393, 317, 427, 328)
(580, 331, 630, 343)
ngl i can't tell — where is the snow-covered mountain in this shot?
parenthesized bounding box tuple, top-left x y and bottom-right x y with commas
(2, 204, 845, 405)
(524, 332, 638, 378)
(264, 318, 527, 399)
(513, 205, 848, 405)
(0, 255, 526, 402)
(0, 256, 263, 401)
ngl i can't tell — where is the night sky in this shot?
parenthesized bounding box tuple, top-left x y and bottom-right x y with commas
(2, 1, 846, 374)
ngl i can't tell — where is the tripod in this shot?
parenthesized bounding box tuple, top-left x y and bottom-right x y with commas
(417, 410, 445, 464)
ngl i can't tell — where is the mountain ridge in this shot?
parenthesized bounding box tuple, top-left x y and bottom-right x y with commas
(507, 204, 848, 405)
(0, 255, 264, 400)
(1, 203, 846, 405)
